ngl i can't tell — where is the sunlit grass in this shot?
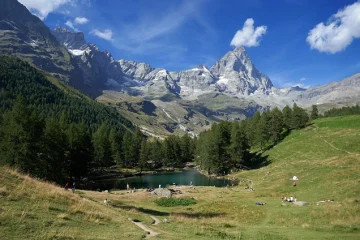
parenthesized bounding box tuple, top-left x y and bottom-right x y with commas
(1, 115, 360, 239)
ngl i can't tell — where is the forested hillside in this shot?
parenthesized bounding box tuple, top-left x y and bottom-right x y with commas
(0, 55, 138, 182)
(0, 55, 316, 183)
(0, 55, 133, 132)
(324, 105, 360, 117)
(195, 104, 311, 174)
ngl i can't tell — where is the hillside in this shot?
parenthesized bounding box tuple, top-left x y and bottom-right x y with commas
(1, 115, 359, 239)
(0, 55, 133, 132)
(0, 0, 75, 83)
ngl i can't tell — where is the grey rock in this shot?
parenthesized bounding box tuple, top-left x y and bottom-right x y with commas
(151, 188, 172, 198)
(293, 201, 309, 206)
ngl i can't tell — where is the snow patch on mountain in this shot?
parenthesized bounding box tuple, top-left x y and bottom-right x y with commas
(69, 49, 85, 56)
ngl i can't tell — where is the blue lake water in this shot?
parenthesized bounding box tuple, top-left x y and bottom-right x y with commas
(85, 170, 235, 190)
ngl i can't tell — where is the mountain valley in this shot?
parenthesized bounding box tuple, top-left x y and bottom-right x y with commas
(1, 0, 360, 137)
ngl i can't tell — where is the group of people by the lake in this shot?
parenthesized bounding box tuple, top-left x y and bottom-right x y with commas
(281, 195, 297, 202)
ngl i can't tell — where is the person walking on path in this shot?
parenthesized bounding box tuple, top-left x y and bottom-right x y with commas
(72, 182, 76, 193)
(65, 180, 70, 190)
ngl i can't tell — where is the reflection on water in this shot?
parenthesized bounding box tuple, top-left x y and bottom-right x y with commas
(84, 170, 235, 190)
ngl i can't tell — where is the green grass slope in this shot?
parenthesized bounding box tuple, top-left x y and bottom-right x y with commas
(0, 168, 143, 240)
(1, 116, 359, 239)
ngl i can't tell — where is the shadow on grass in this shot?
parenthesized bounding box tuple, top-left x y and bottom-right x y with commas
(110, 201, 224, 219)
(173, 212, 225, 218)
(248, 152, 271, 170)
(110, 202, 169, 216)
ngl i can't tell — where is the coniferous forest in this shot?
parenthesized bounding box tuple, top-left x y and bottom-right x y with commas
(0, 55, 313, 183)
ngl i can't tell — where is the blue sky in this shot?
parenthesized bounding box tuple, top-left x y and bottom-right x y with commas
(19, 0, 360, 88)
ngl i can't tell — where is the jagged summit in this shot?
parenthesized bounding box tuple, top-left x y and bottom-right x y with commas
(52, 27, 87, 50)
(232, 46, 246, 55)
(53, 26, 72, 33)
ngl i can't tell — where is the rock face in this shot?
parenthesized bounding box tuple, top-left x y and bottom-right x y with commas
(52, 28, 124, 89)
(210, 47, 273, 96)
(118, 60, 163, 81)
(52, 27, 88, 50)
(296, 73, 360, 106)
(0, 0, 74, 82)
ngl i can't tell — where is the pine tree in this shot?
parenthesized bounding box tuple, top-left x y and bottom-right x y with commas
(109, 129, 122, 166)
(139, 140, 150, 172)
(291, 103, 309, 129)
(66, 123, 92, 177)
(92, 123, 113, 168)
(230, 122, 250, 168)
(311, 104, 319, 120)
(282, 105, 293, 130)
(269, 107, 284, 144)
(180, 134, 192, 163)
(255, 112, 270, 151)
(0, 96, 43, 174)
(213, 121, 232, 174)
(122, 131, 134, 167)
(42, 118, 67, 182)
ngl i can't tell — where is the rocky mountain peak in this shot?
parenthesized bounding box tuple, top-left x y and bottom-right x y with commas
(52, 27, 87, 50)
(209, 47, 273, 96)
(232, 46, 246, 56)
(53, 26, 71, 33)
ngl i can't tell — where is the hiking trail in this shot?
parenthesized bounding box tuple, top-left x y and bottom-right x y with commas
(128, 218, 159, 238)
(150, 216, 160, 225)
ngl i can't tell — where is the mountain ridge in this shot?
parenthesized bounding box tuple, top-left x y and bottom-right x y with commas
(1, 1, 360, 137)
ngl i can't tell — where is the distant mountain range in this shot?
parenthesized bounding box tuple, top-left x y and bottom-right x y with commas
(2, 0, 360, 137)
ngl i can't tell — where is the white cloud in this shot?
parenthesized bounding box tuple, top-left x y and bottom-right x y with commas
(65, 20, 78, 31)
(18, 0, 70, 20)
(75, 17, 89, 24)
(300, 77, 306, 81)
(307, 1, 360, 53)
(283, 82, 311, 89)
(90, 29, 113, 41)
(230, 18, 267, 47)
(64, 17, 89, 32)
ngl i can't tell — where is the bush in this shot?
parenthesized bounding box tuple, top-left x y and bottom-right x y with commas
(155, 197, 196, 207)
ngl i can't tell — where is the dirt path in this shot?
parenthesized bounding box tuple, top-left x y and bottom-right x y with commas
(150, 216, 160, 225)
(128, 218, 159, 238)
(314, 126, 354, 155)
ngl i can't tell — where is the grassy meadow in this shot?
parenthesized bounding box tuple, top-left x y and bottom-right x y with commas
(1, 115, 360, 239)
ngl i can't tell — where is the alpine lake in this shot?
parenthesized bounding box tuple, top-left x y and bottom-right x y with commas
(85, 169, 236, 191)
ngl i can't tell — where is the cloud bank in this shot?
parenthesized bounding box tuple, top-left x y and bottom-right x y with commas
(307, 1, 360, 53)
(90, 29, 113, 41)
(230, 18, 267, 47)
(18, 0, 70, 20)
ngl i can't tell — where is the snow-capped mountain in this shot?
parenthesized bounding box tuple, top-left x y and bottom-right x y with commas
(210, 47, 273, 96)
(4, 0, 360, 137)
(52, 27, 275, 100)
